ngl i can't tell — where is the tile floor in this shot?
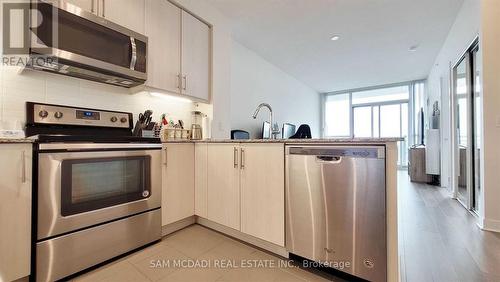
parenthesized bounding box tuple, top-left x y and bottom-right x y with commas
(73, 225, 341, 282)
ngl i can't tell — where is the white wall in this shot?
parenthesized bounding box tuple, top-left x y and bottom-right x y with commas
(426, 0, 480, 189)
(230, 41, 320, 138)
(479, 0, 500, 232)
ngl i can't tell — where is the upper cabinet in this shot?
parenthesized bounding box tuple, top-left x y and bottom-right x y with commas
(145, 0, 182, 94)
(64, 0, 96, 13)
(101, 0, 146, 34)
(181, 10, 211, 101)
(64, 0, 146, 34)
(144, 0, 211, 102)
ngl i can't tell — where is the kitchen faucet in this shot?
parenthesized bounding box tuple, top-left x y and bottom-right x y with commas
(252, 103, 280, 139)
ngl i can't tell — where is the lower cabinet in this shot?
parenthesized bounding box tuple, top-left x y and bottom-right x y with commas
(194, 143, 208, 218)
(162, 143, 195, 226)
(204, 143, 285, 246)
(0, 144, 32, 281)
(206, 143, 241, 230)
(240, 143, 285, 246)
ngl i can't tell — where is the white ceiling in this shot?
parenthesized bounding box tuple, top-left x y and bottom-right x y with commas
(206, 0, 465, 93)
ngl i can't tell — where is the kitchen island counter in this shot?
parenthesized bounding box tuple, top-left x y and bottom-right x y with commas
(162, 137, 402, 143)
(161, 139, 400, 282)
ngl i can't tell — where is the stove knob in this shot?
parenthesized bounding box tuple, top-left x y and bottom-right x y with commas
(54, 111, 63, 119)
(38, 110, 48, 119)
(110, 116, 118, 123)
(120, 117, 128, 123)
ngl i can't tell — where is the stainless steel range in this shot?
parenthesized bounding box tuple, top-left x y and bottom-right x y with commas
(26, 102, 162, 282)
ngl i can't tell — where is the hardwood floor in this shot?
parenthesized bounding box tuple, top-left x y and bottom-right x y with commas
(398, 171, 500, 282)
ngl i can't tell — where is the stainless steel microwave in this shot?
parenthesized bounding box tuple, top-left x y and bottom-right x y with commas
(27, 0, 147, 88)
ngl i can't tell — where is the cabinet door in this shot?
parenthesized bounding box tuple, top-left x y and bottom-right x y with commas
(240, 143, 285, 246)
(64, 0, 97, 14)
(181, 10, 210, 101)
(162, 144, 195, 226)
(0, 144, 32, 281)
(195, 143, 208, 218)
(207, 144, 240, 230)
(102, 0, 145, 34)
(145, 0, 182, 94)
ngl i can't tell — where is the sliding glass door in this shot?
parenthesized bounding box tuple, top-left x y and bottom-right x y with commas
(454, 57, 470, 205)
(472, 44, 481, 211)
(353, 102, 408, 166)
(452, 39, 481, 212)
(323, 82, 423, 168)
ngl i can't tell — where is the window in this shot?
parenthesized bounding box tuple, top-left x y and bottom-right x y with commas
(380, 104, 402, 138)
(352, 86, 409, 105)
(324, 93, 350, 137)
(323, 81, 423, 167)
(353, 106, 372, 137)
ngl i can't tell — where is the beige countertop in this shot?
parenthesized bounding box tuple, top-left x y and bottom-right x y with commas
(0, 138, 34, 143)
(162, 138, 403, 144)
(0, 137, 402, 144)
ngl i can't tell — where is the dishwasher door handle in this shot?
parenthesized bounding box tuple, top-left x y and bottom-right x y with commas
(315, 156, 342, 164)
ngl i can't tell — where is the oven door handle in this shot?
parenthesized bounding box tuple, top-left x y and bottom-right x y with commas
(38, 143, 162, 151)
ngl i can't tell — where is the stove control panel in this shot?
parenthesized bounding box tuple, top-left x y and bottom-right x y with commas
(31, 103, 132, 129)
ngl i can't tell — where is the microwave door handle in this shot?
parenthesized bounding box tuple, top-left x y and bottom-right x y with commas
(130, 37, 137, 70)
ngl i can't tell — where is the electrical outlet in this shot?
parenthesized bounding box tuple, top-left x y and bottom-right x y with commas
(496, 116, 500, 128)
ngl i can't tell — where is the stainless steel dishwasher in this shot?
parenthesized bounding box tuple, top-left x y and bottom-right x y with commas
(285, 145, 386, 282)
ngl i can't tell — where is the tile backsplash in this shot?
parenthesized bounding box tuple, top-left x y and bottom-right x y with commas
(0, 65, 206, 132)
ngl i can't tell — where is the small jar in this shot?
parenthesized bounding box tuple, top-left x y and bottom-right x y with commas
(175, 129, 182, 139)
(166, 128, 176, 139)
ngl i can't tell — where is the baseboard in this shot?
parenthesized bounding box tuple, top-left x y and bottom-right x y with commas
(161, 216, 196, 236)
(196, 217, 289, 258)
(477, 217, 500, 233)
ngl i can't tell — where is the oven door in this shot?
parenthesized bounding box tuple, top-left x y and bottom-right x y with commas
(37, 144, 161, 240)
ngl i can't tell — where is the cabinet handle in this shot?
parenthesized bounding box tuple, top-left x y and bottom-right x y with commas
(176, 74, 181, 89)
(91, 0, 95, 13)
(102, 0, 106, 17)
(233, 147, 238, 168)
(21, 151, 26, 184)
(182, 75, 187, 90)
(163, 147, 168, 166)
(240, 148, 245, 169)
